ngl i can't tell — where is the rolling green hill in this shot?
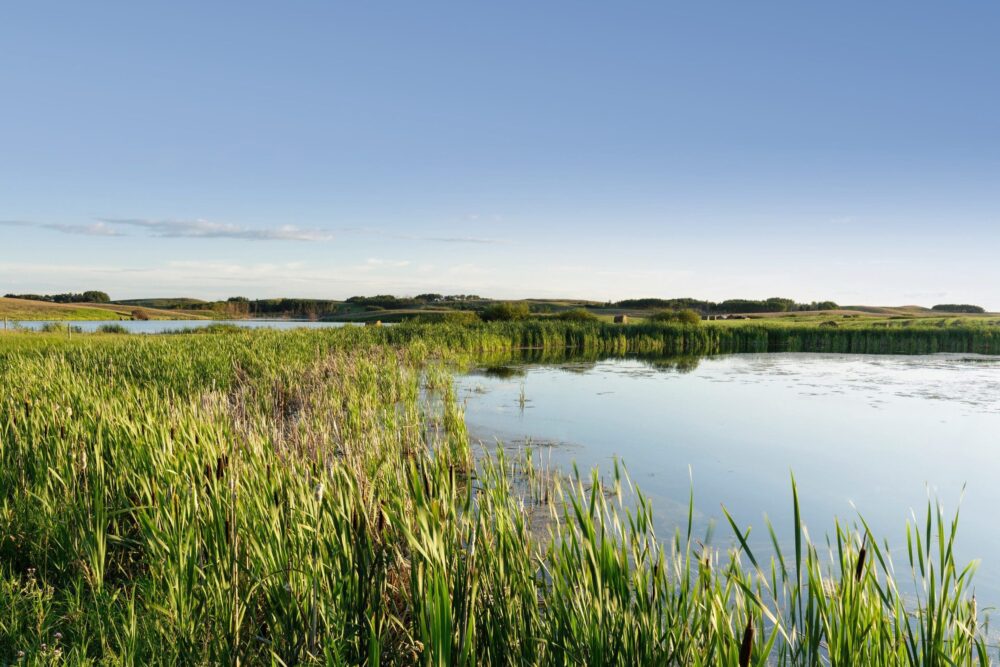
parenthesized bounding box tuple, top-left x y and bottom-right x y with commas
(0, 297, 210, 322)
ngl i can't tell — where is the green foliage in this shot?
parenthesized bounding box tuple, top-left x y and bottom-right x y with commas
(554, 308, 599, 322)
(933, 304, 986, 314)
(649, 308, 702, 325)
(5, 290, 111, 304)
(615, 297, 840, 314)
(480, 302, 531, 322)
(38, 322, 83, 334)
(96, 323, 130, 334)
(0, 326, 993, 664)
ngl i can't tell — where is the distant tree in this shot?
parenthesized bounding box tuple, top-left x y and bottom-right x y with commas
(5, 293, 51, 302)
(764, 297, 796, 312)
(615, 296, 839, 315)
(480, 302, 531, 322)
(346, 295, 417, 310)
(616, 298, 681, 310)
(222, 297, 250, 317)
(649, 309, 702, 325)
(932, 304, 985, 314)
(556, 308, 599, 322)
(82, 291, 111, 303)
(131, 309, 150, 321)
(7, 291, 111, 304)
(674, 308, 702, 325)
(813, 301, 839, 311)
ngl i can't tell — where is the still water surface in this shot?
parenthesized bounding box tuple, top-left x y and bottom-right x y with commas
(457, 353, 1000, 602)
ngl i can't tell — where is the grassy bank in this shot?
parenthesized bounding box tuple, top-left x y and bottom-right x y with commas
(0, 297, 211, 322)
(0, 327, 993, 664)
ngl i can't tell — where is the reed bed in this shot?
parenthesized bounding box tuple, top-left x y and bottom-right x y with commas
(0, 327, 993, 665)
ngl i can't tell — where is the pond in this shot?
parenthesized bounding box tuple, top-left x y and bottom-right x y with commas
(457, 352, 1000, 603)
(6, 319, 360, 333)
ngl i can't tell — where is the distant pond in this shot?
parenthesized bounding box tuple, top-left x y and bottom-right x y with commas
(457, 352, 1000, 603)
(7, 319, 359, 333)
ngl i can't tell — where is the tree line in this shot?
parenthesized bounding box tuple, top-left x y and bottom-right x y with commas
(613, 297, 839, 314)
(932, 304, 985, 314)
(5, 291, 111, 304)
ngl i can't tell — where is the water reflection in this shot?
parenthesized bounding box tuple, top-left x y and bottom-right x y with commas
(457, 352, 1000, 604)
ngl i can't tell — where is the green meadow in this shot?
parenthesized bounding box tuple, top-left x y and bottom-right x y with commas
(0, 323, 995, 664)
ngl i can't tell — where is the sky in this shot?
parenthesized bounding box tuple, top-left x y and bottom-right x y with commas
(2, 2, 998, 308)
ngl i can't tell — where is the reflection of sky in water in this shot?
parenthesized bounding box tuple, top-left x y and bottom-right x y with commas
(457, 353, 1000, 605)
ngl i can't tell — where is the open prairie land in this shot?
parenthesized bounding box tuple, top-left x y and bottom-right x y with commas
(0, 297, 210, 322)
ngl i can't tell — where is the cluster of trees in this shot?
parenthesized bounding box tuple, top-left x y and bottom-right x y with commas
(222, 298, 342, 319)
(345, 294, 484, 310)
(932, 304, 985, 314)
(613, 297, 838, 314)
(480, 302, 531, 322)
(555, 308, 600, 322)
(4, 291, 111, 303)
(411, 294, 482, 303)
(649, 309, 702, 325)
(345, 295, 419, 310)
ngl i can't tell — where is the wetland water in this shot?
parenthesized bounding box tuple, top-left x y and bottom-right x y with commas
(457, 352, 1000, 602)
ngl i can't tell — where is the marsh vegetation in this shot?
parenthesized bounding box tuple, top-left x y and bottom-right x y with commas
(0, 324, 995, 664)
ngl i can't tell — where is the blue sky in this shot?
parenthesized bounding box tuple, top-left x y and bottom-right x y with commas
(2, 2, 998, 307)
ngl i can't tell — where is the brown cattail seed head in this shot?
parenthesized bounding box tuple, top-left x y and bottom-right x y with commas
(855, 535, 868, 582)
(739, 615, 754, 667)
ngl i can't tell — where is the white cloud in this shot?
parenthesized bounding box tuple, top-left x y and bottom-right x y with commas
(3, 218, 504, 245)
(98, 218, 334, 241)
(0, 220, 125, 237)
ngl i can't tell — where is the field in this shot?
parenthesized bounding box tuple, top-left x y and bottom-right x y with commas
(6, 295, 1000, 330)
(0, 298, 210, 322)
(706, 306, 1000, 330)
(0, 323, 994, 664)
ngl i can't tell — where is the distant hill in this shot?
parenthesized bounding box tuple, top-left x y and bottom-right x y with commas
(0, 297, 210, 321)
(3, 293, 996, 325)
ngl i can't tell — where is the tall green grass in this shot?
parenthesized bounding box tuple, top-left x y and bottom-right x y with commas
(374, 320, 1000, 356)
(0, 328, 993, 664)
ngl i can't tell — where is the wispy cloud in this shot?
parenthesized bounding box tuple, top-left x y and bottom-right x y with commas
(0, 220, 125, 237)
(2, 218, 332, 241)
(3, 218, 502, 244)
(98, 218, 333, 241)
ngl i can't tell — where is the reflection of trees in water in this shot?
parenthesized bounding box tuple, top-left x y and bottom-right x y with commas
(477, 347, 605, 367)
(480, 365, 527, 379)
(639, 355, 702, 374)
(472, 351, 705, 377)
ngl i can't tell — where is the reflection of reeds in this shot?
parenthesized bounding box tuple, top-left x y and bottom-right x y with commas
(0, 326, 991, 664)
